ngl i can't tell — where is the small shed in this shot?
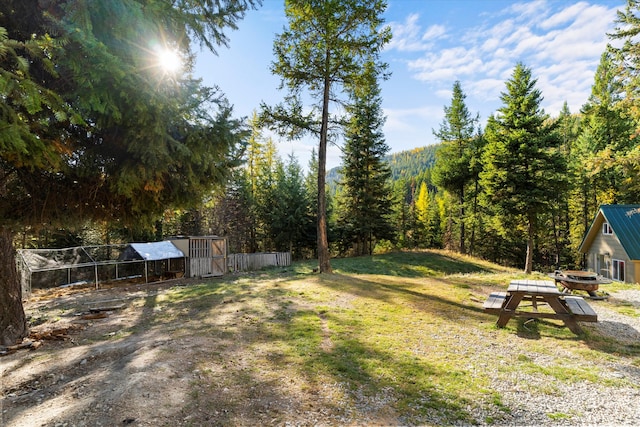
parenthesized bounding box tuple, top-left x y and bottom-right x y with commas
(170, 236, 227, 278)
(579, 204, 640, 284)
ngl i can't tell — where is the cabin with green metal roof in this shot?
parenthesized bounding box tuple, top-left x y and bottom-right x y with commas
(579, 204, 640, 284)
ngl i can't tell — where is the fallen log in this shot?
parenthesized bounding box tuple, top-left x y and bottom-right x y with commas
(1, 325, 83, 357)
(29, 325, 83, 341)
(0, 340, 43, 357)
(7, 340, 35, 351)
(81, 312, 109, 320)
(88, 304, 125, 313)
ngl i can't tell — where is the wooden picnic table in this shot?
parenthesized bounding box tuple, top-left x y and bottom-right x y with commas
(483, 279, 597, 334)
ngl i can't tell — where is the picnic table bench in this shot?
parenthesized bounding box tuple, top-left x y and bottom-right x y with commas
(483, 279, 597, 334)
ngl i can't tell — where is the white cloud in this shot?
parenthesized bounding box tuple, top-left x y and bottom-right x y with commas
(408, 46, 487, 82)
(487, 19, 517, 40)
(482, 57, 513, 78)
(387, 13, 446, 52)
(466, 78, 506, 101)
(540, 1, 590, 29)
(396, 1, 618, 117)
(384, 106, 442, 132)
(422, 24, 447, 42)
(507, 0, 550, 22)
(435, 88, 452, 99)
(481, 37, 501, 53)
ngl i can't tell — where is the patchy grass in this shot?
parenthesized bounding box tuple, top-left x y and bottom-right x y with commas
(142, 250, 639, 424)
(11, 249, 640, 426)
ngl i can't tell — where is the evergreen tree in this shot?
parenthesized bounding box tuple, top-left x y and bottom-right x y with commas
(253, 138, 280, 251)
(466, 128, 487, 256)
(480, 63, 566, 274)
(0, 0, 255, 345)
(206, 170, 254, 254)
(580, 51, 634, 204)
(304, 150, 320, 258)
(262, 0, 391, 272)
(432, 81, 478, 254)
(549, 103, 580, 267)
(607, 0, 640, 200)
(245, 112, 270, 252)
(337, 62, 393, 256)
(609, 0, 640, 125)
(390, 178, 411, 248)
(270, 155, 315, 258)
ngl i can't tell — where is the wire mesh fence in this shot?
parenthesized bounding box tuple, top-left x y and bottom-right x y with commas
(17, 243, 186, 297)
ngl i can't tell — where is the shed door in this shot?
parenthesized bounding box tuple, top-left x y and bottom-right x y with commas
(189, 238, 225, 277)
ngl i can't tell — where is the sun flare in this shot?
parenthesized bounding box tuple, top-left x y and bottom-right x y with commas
(157, 48, 182, 74)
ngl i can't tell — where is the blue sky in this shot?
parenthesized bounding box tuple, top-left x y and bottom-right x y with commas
(194, 0, 624, 170)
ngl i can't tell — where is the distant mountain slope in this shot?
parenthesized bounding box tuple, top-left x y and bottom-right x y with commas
(386, 145, 439, 181)
(327, 144, 440, 184)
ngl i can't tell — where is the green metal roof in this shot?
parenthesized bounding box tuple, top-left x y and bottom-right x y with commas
(580, 204, 640, 260)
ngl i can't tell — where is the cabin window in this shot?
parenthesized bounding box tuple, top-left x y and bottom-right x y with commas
(603, 222, 613, 235)
(612, 259, 625, 282)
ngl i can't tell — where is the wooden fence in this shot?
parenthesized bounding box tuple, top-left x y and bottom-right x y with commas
(228, 252, 291, 272)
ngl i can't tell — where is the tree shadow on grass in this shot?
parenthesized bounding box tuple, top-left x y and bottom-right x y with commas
(259, 301, 479, 425)
(329, 250, 504, 278)
(582, 320, 640, 357)
(13, 265, 630, 426)
(314, 272, 490, 323)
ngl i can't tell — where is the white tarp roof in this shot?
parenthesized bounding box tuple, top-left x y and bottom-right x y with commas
(128, 241, 185, 261)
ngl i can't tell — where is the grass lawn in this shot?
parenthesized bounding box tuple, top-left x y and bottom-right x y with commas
(10, 249, 640, 426)
(144, 249, 640, 424)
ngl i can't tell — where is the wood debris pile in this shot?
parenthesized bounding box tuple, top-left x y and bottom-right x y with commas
(2, 299, 127, 357)
(0, 324, 84, 357)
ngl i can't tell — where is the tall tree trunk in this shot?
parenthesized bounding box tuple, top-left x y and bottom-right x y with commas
(317, 52, 332, 273)
(459, 188, 466, 254)
(0, 226, 28, 346)
(525, 214, 534, 274)
(469, 178, 479, 256)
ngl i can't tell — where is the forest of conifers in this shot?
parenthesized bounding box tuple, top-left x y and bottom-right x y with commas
(7, 1, 640, 277)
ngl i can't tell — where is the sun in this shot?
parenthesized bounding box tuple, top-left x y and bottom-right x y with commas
(156, 48, 182, 74)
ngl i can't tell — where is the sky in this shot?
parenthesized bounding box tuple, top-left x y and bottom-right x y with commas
(194, 0, 625, 171)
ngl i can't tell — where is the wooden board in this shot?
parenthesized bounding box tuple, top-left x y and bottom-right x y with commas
(564, 296, 598, 322)
(483, 292, 507, 313)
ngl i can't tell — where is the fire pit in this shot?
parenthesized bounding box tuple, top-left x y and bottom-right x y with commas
(549, 270, 612, 299)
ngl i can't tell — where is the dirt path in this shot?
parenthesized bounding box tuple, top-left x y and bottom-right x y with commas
(2, 281, 199, 426)
(1, 279, 366, 427)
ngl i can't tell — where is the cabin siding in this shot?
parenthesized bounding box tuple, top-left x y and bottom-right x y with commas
(586, 230, 634, 283)
(633, 261, 640, 284)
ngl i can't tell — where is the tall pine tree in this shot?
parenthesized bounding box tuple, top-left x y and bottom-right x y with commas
(580, 51, 634, 204)
(480, 63, 566, 274)
(0, 0, 255, 345)
(432, 81, 478, 254)
(607, 0, 640, 200)
(337, 62, 393, 256)
(270, 155, 315, 258)
(263, 0, 391, 272)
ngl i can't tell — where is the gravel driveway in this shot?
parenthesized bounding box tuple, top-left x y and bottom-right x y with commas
(480, 290, 640, 426)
